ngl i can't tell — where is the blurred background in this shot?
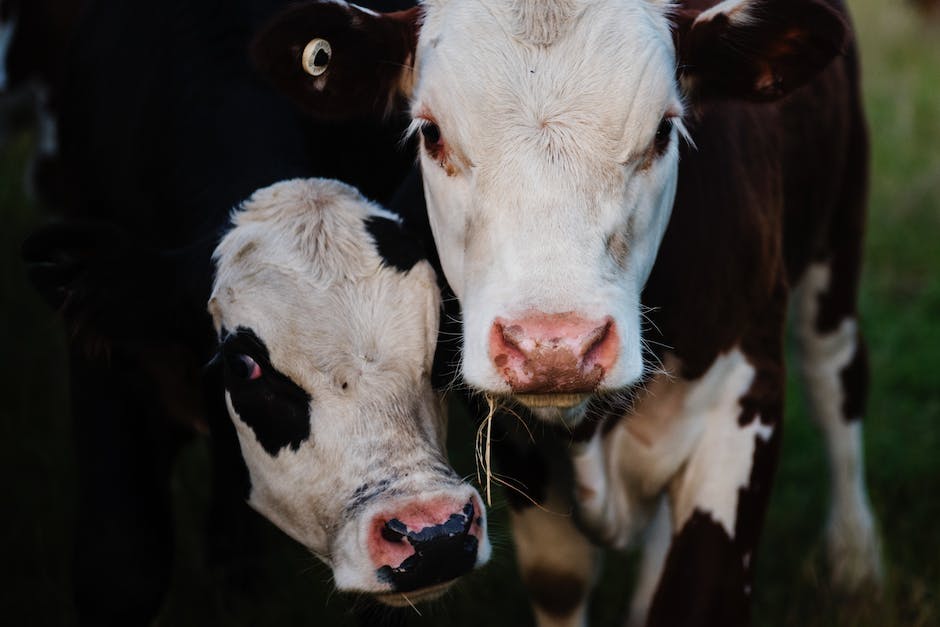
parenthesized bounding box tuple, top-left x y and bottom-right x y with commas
(1, 0, 937, 625)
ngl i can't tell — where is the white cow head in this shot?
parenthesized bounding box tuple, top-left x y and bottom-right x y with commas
(208, 179, 489, 604)
(254, 0, 847, 424)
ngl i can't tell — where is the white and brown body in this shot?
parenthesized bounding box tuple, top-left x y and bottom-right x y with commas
(252, 0, 881, 624)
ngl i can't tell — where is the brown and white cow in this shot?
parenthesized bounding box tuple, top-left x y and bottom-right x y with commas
(253, 1, 881, 625)
(209, 178, 490, 604)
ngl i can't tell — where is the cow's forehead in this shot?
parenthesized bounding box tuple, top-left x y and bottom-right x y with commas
(209, 179, 439, 396)
(415, 0, 679, 153)
(217, 263, 436, 394)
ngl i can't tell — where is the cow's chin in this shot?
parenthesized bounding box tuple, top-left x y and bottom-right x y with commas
(373, 581, 455, 607)
(514, 394, 592, 427)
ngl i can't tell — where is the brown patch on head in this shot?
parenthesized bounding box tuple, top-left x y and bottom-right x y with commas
(233, 241, 258, 265)
(605, 229, 630, 269)
(523, 566, 585, 619)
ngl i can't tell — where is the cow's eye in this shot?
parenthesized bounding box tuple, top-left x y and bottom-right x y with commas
(226, 353, 262, 381)
(653, 117, 673, 155)
(420, 121, 442, 149)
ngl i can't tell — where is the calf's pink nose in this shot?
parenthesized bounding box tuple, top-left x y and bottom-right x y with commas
(489, 313, 618, 393)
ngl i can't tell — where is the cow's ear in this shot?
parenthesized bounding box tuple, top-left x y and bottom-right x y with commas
(674, 0, 848, 102)
(251, 1, 420, 120)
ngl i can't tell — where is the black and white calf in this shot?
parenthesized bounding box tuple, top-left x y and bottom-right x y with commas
(25, 174, 490, 616)
(208, 178, 488, 601)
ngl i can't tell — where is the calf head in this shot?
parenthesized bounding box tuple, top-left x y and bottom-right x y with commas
(208, 179, 489, 603)
(254, 0, 847, 425)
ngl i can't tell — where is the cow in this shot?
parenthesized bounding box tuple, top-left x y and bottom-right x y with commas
(25, 176, 490, 620)
(253, 0, 882, 625)
(17, 0, 488, 624)
(208, 178, 489, 602)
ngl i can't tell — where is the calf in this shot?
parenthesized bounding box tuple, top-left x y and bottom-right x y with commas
(208, 178, 488, 601)
(24, 175, 490, 618)
(254, 0, 881, 625)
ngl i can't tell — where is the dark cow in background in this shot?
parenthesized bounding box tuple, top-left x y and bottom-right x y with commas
(0, 0, 83, 204)
(254, 0, 881, 625)
(15, 0, 494, 624)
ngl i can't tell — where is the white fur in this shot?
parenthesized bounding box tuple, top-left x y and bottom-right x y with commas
(412, 0, 682, 405)
(209, 178, 489, 593)
(625, 496, 671, 627)
(794, 263, 882, 589)
(695, 0, 754, 26)
(573, 349, 768, 548)
(670, 349, 771, 536)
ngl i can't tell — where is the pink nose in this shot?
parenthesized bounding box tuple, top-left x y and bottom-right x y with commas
(489, 313, 618, 393)
(368, 497, 484, 592)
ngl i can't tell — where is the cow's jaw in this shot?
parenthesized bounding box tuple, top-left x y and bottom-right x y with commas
(413, 0, 681, 423)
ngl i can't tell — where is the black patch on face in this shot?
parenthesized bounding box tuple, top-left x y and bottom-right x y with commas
(219, 327, 312, 456)
(347, 478, 395, 517)
(365, 216, 426, 273)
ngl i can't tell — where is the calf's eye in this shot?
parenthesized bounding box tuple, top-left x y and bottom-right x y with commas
(420, 121, 442, 148)
(227, 353, 262, 381)
(653, 117, 673, 154)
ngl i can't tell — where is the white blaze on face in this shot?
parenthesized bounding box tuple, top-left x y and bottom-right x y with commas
(412, 0, 683, 404)
(207, 178, 488, 594)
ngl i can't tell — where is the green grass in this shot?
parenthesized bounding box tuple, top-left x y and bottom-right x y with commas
(1, 0, 938, 624)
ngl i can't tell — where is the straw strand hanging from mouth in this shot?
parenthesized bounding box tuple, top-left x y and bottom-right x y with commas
(473, 394, 565, 515)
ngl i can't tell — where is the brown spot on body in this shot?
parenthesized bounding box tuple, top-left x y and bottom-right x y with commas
(576, 484, 596, 501)
(523, 566, 585, 619)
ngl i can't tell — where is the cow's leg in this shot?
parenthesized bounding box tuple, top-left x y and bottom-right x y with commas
(624, 496, 671, 627)
(493, 421, 599, 627)
(511, 490, 600, 627)
(70, 348, 184, 626)
(647, 336, 785, 627)
(793, 261, 881, 590)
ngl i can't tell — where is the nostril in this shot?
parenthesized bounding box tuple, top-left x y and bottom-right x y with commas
(373, 500, 481, 592)
(494, 320, 526, 357)
(500, 323, 525, 349)
(381, 518, 408, 543)
(582, 317, 618, 371)
(582, 319, 612, 359)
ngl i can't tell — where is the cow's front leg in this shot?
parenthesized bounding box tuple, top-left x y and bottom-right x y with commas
(624, 496, 671, 627)
(494, 424, 599, 627)
(794, 262, 882, 591)
(647, 347, 783, 627)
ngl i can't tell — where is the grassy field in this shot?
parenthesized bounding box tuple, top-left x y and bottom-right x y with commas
(1, 0, 938, 625)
